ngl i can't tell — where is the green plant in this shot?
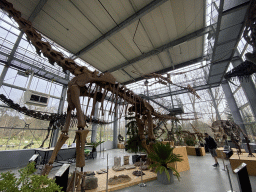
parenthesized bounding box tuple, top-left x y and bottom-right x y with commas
(125, 120, 145, 153)
(184, 135, 197, 146)
(148, 142, 183, 181)
(87, 141, 104, 152)
(0, 162, 62, 192)
(126, 134, 144, 153)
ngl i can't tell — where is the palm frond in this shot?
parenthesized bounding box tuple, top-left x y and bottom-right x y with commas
(148, 142, 183, 181)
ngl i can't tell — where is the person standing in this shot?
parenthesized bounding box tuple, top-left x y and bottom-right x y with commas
(204, 133, 219, 167)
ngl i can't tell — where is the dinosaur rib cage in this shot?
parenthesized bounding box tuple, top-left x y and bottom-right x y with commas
(0, 94, 111, 125)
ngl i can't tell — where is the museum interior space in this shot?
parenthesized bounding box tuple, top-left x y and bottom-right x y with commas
(0, 0, 256, 191)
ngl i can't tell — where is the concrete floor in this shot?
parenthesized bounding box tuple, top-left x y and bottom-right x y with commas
(1, 149, 256, 192)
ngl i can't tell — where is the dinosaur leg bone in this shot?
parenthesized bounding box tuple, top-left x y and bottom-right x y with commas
(69, 84, 85, 128)
(41, 133, 69, 175)
(76, 129, 89, 167)
(62, 104, 73, 133)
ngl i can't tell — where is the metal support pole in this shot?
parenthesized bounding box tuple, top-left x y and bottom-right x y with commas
(138, 157, 146, 187)
(124, 118, 127, 142)
(226, 165, 236, 192)
(208, 87, 221, 120)
(51, 84, 68, 147)
(113, 106, 118, 149)
(91, 102, 99, 143)
(0, 0, 47, 87)
(106, 153, 109, 192)
(221, 81, 248, 135)
(0, 32, 23, 87)
(144, 80, 149, 103)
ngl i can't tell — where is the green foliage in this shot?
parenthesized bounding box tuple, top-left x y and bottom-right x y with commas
(125, 120, 145, 153)
(184, 135, 197, 146)
(87, 141, 104, 152)
(126, 134, 144, 153)
(126, 120, 138, 136)
(0, 162, 62, 192)
(87, 141, 104, 148)
(148, 142, 183, 181)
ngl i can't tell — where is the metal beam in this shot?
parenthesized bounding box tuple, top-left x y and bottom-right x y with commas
(141, 82, 220, 100)
(6, 0, 47, 66)
(207, 1, 249, 84)
(221, 81, 248, 135)
(2, 82, 61, 100)
(222, 1, 250, 16)
(0, 52, 69, 85)
(123, 57, 204, 85)
(28, 0, 48, 21)
(140, 95, 171, 112)
(73, 0, 168, 58)
(106, 26, 211, 73)
(0, 0, 48, 87)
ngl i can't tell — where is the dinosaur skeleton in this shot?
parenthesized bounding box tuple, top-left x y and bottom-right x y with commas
(0, 94, 110, 124)
(0, 0, 200, 175)
(210, 120, 254, 157)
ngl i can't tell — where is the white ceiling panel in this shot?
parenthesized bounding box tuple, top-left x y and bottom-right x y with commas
(5, 0, 206, 83)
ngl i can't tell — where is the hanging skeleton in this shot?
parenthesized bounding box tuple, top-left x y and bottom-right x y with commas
(144, 73, 201, 99)
(0, 0, 201, 176)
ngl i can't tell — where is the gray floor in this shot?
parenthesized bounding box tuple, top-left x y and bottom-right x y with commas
(1, 149, 256, 192)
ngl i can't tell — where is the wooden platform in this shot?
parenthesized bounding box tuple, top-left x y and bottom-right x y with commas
(229, 153, 256, 176)
(186, 146, 205, 156)
(86, 147, 189, 191)
(162, 141, 174, 146)
(216, 147, 246, 158)
(86, 168, 157, 192)
(117, 143, 125, 149)
(168, 146, 190, 173)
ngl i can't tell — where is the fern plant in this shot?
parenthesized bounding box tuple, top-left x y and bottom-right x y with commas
(148, 142, 183, 181)
(0, 162, 62, 192)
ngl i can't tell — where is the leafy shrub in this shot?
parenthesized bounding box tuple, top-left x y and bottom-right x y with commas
(0, 162, 62, 192)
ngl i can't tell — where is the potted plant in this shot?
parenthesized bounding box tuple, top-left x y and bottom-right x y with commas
(148, 142, 183, 185)
(125, 134, 145, 163)
(0, 162, 62, 191)
(87, 141, 104, 159)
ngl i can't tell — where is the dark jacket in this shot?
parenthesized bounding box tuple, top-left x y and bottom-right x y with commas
(205, 136, 217, 149)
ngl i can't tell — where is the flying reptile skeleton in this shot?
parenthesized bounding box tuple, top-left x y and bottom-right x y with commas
(0, 0, 200, 176)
